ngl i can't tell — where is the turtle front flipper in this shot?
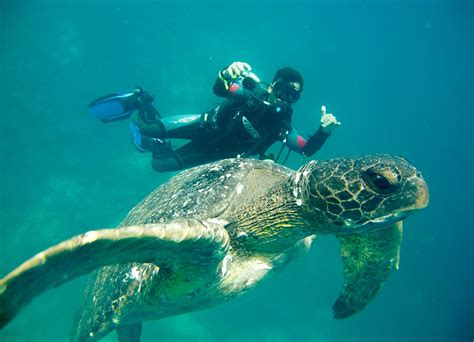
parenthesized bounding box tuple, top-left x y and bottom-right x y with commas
(0, 218, 229, 329)
(333, 221, 403, 319)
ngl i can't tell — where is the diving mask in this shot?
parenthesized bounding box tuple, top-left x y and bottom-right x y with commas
(272, 81, 301, 104)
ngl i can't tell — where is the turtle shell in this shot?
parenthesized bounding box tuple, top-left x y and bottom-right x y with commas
(72, 158, 292, 340)
(121, 158, 292, 225)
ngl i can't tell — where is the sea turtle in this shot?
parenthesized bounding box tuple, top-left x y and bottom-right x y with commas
(0, 155, 429, 341)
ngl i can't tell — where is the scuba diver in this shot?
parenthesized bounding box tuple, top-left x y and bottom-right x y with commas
(89, 61, 341, 172)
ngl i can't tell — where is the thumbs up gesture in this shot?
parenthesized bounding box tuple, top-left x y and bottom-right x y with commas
(320, 105, 341, 134)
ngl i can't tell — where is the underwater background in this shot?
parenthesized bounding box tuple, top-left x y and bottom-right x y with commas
(0, 0, 472, 341)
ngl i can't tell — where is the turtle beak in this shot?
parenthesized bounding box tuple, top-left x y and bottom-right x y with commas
(415, 177, 429, 209)
(390, 176, 428, 224)
(407, 175, 429, 211)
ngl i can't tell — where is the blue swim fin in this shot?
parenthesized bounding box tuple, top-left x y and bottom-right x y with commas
(130, 121, 171, 154)
(88, 92, 139, 123)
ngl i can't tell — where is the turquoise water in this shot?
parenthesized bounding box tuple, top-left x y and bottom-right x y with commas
(0, 1, 472, 341)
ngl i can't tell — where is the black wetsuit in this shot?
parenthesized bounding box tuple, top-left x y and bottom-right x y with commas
(134, 69, 331, 172)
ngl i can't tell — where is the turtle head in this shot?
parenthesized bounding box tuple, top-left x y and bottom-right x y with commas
(295, 154, 429, 234)
(292, 154, 429, 318)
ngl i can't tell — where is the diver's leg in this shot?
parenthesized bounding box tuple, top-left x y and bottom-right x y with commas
(135, 110, 218, 172)
(131, 112, 205, 156)
(116, 322, 142, 342)
(151, 153, 183, 172)
(151, 142, 214, 173)
(134, 108, 166, 138)
(135, 112, 203, 140)
(160, 114, 203, 139)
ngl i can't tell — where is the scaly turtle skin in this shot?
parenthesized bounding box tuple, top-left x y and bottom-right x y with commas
(0, 155, 429, 341)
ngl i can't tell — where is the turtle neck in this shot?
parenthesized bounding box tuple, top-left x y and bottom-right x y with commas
(226, 174, 323, 254)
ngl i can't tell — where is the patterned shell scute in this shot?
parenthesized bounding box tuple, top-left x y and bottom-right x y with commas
(121, 158, 290, 226)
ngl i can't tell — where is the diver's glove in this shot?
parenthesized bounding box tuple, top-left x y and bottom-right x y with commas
(319, 105, 341, 135)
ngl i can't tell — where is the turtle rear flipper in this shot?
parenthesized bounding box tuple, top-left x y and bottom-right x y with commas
(333, 221, 403, 319)
(0, 219, 229, 329)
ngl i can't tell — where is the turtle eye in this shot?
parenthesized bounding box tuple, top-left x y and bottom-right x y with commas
(362, 170, 396, 194)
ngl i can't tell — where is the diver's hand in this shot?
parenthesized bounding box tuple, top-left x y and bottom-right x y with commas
(320, 105, 341, 134)
(223, 61, 252, 79)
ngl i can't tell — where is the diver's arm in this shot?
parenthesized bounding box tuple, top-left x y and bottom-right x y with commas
(284, 127, 331, 156)
(213, 62, 252, 99)
(284, 106, 341, 157)
(213, 68, 232, 97)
